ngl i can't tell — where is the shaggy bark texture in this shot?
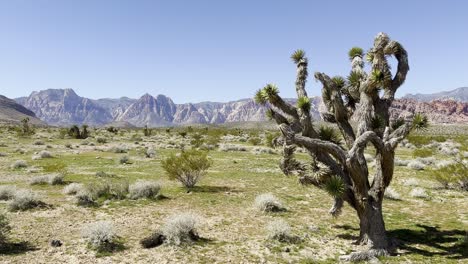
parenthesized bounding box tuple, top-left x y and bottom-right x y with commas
(255, 33, 418, 261)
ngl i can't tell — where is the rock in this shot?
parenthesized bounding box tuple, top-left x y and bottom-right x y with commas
(50, 240, 62, 247)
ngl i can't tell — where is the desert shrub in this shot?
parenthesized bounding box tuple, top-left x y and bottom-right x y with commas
(394, 158, 410, 166)
(129, 181, 161, 199)
(219, 144, 247, 152)
(30, 174, 64, 185)
(410, 187, 429, 199)
(266, 219, 293, 242)
(106, 126, 119, 134)
(254, 193, 285, 212)
(0, 152, 7, 157)
(81, 221, 119, 252)
(384, 187, 401, 200)
(75, 190, 96, 206)
(161, 150, 212, 190)
(96, 137, 108, 144)
(63, 183, 84, 195)
(145, 147, 156, 158)
(8, 189, 44, 211)
(143, 125, 152, 137)
(0, 213, 11, 244)
(33, 150, 53, 160)
(11, 160, 27, 169)
(33, 140, 44, 146)
(252, 147, 276, 155)
(248, 137, 261, 146)
(119, 155, 130, 164)
(67, 125, 89, 139)
(162, 212, 200, 245)
(17, 117, 35, 137)
(95, 171, 116, 178)
(110, 145, 128, 153)
(64, 143, 72, 149)
(407, 160, 425, 170)
(108, 181, 129, 200)
(431, 159, 467, 191)
(190, 133, 204, 148)
(0, 186, 16, 200)
(416, 157, 436, 165)
(403, 178, 420, 186)
(412, 148, 434, 158)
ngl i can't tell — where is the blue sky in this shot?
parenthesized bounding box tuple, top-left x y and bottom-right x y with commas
(0, 0, 466, 103)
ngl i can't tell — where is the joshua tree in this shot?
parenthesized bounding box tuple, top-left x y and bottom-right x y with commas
(255, 33, 426, 260)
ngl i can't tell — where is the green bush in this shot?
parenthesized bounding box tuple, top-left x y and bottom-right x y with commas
(0, 213, 11, 244)
(161, 150, 212, 190)
(248, 137, 261, 146)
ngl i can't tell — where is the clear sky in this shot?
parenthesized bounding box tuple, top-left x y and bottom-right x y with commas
(0, 0, 466, 103)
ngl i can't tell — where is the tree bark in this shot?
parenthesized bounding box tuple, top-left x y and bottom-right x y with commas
(357, 197, 389, 250)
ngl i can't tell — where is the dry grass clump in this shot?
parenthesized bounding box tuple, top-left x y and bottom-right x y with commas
(394, 158, 410, 166)
(266, 219, 295, 242)
(0, 185, 16, 200)
(219, 144, 247, 152)
(75, 181, 129, 206)
(119, 155, 130, 164)
(407, 160, 426, 170)
(161, 212, 201, 245)
(11, 160, 28, 169)
(251, 147, 276, 155)
(109, 145, 128, 153)
(384, 187, 401, 200)
(145, 147, 156, 158)
(410, 187, 429, 199)
(33, 140, 44, 145)
(128, 180, 161, 199)
(63, 183, 84, 195)
(81, 221, 120, 252)
(7, 189, 45, 211)
(403, 178, 420, 187)
(254, 193, 286, 212)
(30, 174, 64, 185)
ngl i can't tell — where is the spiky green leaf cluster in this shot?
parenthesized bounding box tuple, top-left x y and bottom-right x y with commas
(291, 49, 306, 64)
(254, 89, 267, 105)
(348, 47, 364, 60)
(412, 113, 429, 131)
(332, 76, 345, 88)
(391, 118, 405, 131)
(318, 125, 342, 145)
(254, 84, 279, 105)
(370, 69, 384, 84)
(371, 115, 385, 130)
(324, 175, 345, 198)
(347, 71, 362, 87)
(366, 52, 374, 62)
(297, 96, 311, 113)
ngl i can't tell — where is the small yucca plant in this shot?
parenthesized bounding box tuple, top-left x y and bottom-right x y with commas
(291, 49, 306, 63)
(324, 175, 345, 198)
(348, 47, 364, 60)
(332, 76, 345, 88)
(412, 113, 429, 131)
(318, 126, 342, 145)
(297, 96, 311, 113)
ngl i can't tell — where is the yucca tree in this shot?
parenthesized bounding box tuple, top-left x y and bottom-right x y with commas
(255, 33, 424, 260)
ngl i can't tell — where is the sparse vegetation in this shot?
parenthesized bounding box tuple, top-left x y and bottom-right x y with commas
(254, 193, 285, 212)
(161, 212, 201, 245)
(8, 189, 45, 211)
(81, 221, 121, 253)
(128, 180, 161, 199)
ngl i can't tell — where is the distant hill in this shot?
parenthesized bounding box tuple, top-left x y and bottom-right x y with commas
(0, 95, 45, 125)
(403, 87, 468, 102)
(12, 87, 468, 126)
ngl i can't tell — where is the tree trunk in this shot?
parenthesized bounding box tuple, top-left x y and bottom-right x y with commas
(357, 198, 389, 250)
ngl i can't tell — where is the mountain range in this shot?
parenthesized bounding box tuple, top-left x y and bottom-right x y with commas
(2, 87, 467, 126)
